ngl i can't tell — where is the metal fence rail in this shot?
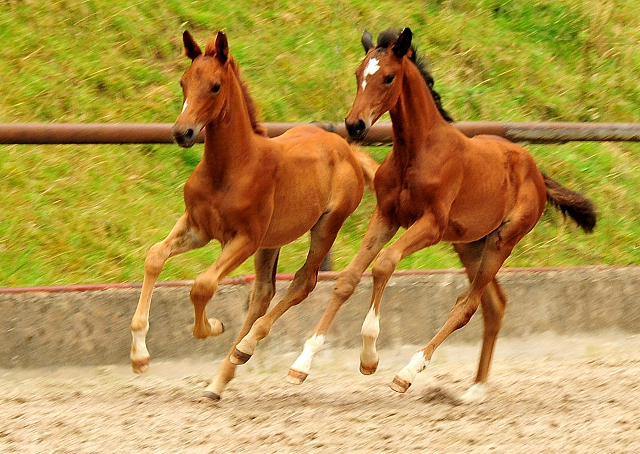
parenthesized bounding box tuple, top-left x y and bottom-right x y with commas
(1, 121, 639, 145)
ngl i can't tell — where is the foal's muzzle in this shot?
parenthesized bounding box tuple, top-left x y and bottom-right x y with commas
(345, 118, 369, 141)
(171, 124, 201, 148)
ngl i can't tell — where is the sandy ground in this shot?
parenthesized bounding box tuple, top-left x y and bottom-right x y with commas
(1, 332, 639, 454)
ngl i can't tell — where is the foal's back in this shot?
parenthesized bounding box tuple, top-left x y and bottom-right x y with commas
(258, 125, 366, 248)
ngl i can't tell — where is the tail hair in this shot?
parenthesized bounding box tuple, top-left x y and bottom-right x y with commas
(543, 173, 596, 233)
(353, 147, 379, 192)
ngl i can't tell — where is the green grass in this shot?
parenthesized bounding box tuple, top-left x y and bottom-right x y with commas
(1, 0, 639, 286)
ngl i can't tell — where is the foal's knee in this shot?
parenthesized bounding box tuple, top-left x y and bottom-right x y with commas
(333, 270, 361, 301)
(371, 250, 400, 283)
(144, 243, 168, 278)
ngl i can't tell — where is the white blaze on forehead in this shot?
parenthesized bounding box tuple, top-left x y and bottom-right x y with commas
(363, 57, 381, 77)
(181, 99, 189, 113)
(361, 57, 380, 91)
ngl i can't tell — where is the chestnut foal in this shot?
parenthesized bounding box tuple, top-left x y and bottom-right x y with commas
(287, 28, 596, 403)
(130, 31, 377, 401)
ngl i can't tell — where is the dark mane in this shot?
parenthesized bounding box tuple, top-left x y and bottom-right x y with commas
(376, 29, 454, 123)
(229, 58, 268, 136)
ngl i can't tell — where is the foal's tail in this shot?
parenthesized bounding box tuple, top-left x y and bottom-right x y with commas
(543, 173, 597, 233)
(353, 147, 379, 192)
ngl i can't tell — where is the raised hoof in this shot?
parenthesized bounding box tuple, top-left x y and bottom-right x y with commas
(229, 347, 252, 365)
(209, 318, 225, 336)
(359, 361, 378, 375)
(193, 319, 225, 339)
(285, 369, 308, 385)
(202, 391, 221, 402)
(131, 358, 149, 374)
(390, 375, 412, 393)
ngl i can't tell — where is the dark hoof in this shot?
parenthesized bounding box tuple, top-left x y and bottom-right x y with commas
(202, 391, 221, 401)
(230, 347, 252, 365)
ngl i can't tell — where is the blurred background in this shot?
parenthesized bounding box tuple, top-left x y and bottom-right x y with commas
(1, 0, 639, 286)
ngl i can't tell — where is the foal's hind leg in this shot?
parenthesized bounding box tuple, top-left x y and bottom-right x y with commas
(454, 241, 508, 404)
(130, 213, 208, 373)
(391, 218, 532, 398)
(231, 211, 349, 365)
(203, 248, 280, 401)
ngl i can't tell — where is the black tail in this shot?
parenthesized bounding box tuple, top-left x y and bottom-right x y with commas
(543, 173, 596, 233)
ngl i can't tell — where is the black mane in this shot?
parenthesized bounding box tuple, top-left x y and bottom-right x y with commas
(375, 29, 454, 123)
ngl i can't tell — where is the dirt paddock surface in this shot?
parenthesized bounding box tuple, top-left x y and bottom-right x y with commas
(1, 333, 639, 454)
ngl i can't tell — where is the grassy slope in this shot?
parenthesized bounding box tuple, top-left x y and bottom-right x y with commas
(0, 0, 639, 286)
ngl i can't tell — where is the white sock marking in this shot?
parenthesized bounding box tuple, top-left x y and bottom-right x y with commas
(361, 306, 380, 365)
(290, 334, 325, 374)
(361, 305, 380, 339)
(396, 351, 429, 384)
(131, 324, 149, 362)
(460, 382, 488, 404)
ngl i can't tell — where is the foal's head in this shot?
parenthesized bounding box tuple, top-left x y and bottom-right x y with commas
(345, 28, 452, 141)
(171, 31, 233, 147)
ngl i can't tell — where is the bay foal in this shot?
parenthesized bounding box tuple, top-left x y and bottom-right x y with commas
(286, 28, 596, 403)
(130, 31, 377, 401)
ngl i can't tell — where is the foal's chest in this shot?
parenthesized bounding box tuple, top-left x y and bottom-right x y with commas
(376, 164, 427, 228)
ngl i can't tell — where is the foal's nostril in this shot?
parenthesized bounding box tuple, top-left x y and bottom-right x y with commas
(345, 118, 367, 139)
(184, 129, 194, 140)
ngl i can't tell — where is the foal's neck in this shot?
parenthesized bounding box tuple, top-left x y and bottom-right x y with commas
(389, 60, 451, 156)
(202, 70, 258, 176)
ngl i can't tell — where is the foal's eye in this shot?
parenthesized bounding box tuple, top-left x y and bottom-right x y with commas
(383, 75, 395, 85)
(211, 83, 221, 94)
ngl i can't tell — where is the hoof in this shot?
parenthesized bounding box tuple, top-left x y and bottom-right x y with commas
(359, 361, 378, 375)
(193, 318, 225, 339)
(131, 358, 149, 374)
(202, 391, 221, 402)
(209, 318, 225, 336)
(460, 383, 488, 404)
(286, 369, 308, 385)
(390, 375, 411, 393)
(230, 347, 252, 365)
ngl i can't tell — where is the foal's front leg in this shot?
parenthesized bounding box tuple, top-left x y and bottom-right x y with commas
(130, 214, 208, 373)
(190, 234, 258, 340)
(360, 214, 444, 377)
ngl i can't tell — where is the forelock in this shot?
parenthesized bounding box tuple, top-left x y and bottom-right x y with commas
(376, 28, 401, 48)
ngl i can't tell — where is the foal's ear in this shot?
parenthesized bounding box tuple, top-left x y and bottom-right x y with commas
(393, 27, 413, 58)
(212, 31, 229, 64)
(361, 30, 374, 53)
(183, 30, 202, 60)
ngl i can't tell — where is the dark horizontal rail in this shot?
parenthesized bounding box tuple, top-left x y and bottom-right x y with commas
(1, 121, 639, 145)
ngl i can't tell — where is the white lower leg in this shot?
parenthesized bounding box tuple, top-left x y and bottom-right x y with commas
(286, 334, 326, 384)
(131, 323, 150, 373)
(460, 382, 488, 404)
(360, 306, 380, 372)
(229, 324, 258, 365)
(391, 351, 429, 392)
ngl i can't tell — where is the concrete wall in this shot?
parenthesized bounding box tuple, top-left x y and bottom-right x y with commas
(1, 266, 639, 368)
